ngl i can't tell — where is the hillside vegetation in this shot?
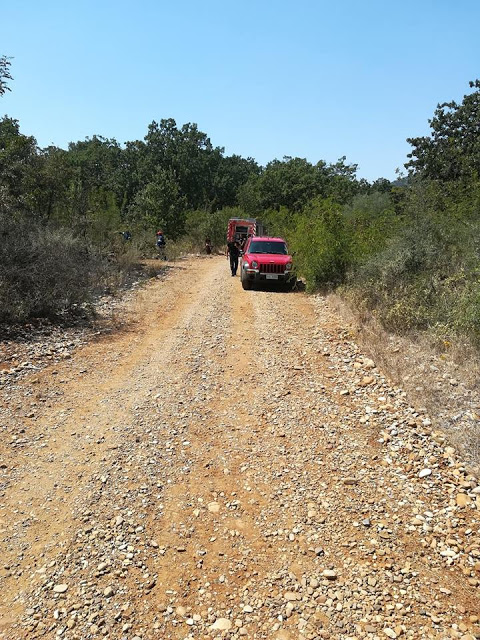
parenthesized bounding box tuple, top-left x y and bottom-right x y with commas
(1, 53, 480, 353)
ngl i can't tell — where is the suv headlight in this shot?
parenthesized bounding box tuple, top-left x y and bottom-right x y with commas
(251, 260, 258, 269)
(285, 262, 292, 271)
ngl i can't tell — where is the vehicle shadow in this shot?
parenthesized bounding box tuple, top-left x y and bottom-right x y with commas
(249, 279, 305, 294)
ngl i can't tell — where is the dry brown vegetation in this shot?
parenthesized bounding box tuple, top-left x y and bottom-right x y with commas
(330, 293, 480, 475)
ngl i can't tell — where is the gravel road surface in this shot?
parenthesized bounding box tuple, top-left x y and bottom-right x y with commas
(0, 256, 479, 640)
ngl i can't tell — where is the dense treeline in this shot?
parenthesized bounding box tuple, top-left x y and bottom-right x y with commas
(1, 53, 480, 350)
(0, 116, 260, 238)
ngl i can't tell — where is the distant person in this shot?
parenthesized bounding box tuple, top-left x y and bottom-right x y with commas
(205, 237, 212, 255)
(226, 240, 240, 276)
(122, 230, 131, 241)
(156, 230, 167, 260)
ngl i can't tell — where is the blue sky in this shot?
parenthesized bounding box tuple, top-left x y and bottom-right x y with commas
(2, 0, 479, 181)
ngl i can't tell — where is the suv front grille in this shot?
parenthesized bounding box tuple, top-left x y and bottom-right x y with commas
(259, 263, 284, 274)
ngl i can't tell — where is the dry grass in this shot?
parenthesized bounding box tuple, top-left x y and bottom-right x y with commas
(329, 293, 480, 476)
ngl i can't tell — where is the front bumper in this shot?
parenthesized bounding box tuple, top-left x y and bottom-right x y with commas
(243, 267, 294, 283)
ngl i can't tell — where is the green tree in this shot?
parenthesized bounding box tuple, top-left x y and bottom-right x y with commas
(0, 117, 38, 214)
(406, 80, 480, 181)
(257, 157, 322, 211)
(209, 154, 260, 210)
(133, 168, 187, 239)
(251, 156, 362, 214)
(370, 177, 393, 193)
(237, 174, 263, 215)
(0, 56, 13, 96)
(65, 135, 123, 227)
(142, 119, 222, 210)
(324, 156, 364, 203)
(32, 146, 73, 220)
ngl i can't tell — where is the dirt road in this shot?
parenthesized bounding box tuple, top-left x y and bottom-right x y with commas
(0, 256, 479, 640)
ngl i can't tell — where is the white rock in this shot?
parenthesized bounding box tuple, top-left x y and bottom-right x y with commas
(322, 569, 337, 580)
(419, 468, 432, 478)
(53, 584, 68, 593)
(210, 618, 232, 630)
(208, 502, 220, 513)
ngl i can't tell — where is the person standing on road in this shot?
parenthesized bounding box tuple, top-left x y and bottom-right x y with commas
(226, 240, 240, 276)
(156, 230, 167, 260)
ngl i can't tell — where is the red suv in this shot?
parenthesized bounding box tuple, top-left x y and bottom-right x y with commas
(240, 236, 295, 290)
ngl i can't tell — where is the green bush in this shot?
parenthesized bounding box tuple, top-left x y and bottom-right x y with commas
(290, 198, 350, 290)
(184, 207, 241, 250)
(341, 179, 480, 345)
(342, 191, 397, 263)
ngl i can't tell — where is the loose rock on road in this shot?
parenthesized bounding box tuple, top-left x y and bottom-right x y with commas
(0, 256, 479, 640)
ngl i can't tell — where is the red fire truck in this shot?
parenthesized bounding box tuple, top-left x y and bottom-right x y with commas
(226, 218, 265, 246)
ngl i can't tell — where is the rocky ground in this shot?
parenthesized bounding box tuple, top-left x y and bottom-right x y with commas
(0, 256, 479, 640)
(328, 296, 480, 478)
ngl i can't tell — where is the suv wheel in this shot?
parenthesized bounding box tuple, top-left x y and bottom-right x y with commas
(241, 274, 252, 290)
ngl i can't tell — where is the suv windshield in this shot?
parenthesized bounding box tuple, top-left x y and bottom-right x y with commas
(248, 241, 287, 255)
